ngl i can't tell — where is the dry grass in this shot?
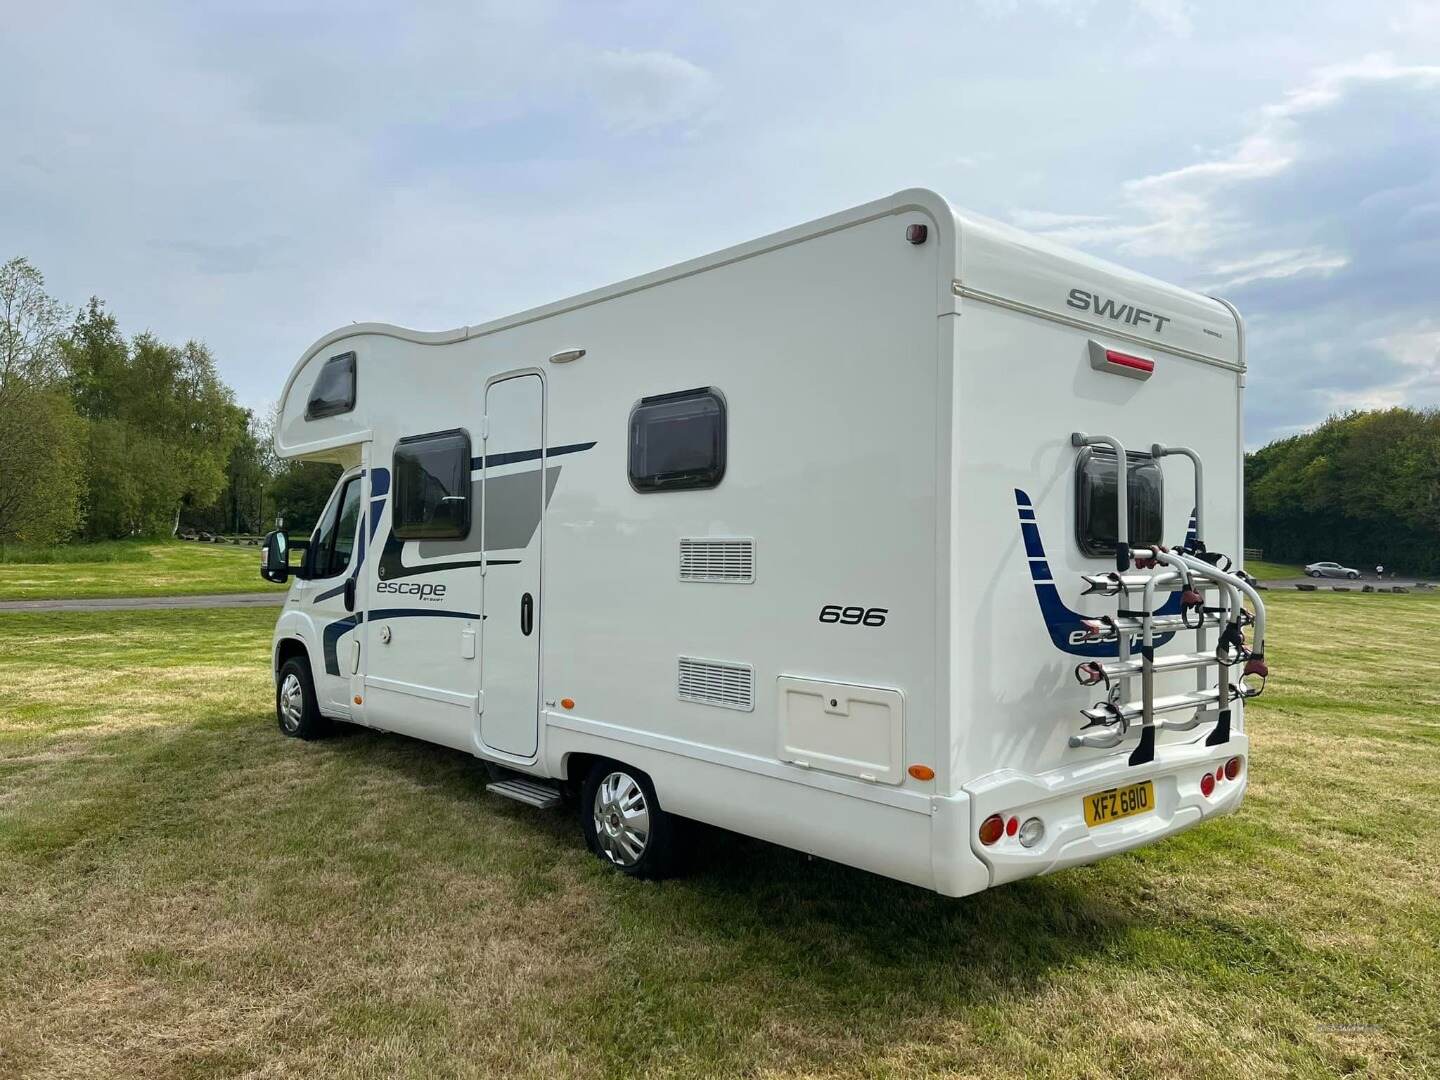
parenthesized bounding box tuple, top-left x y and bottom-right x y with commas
(1, 595, 1438, 1078)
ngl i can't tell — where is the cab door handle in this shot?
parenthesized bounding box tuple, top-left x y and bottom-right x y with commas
(520, 592, 534, 636)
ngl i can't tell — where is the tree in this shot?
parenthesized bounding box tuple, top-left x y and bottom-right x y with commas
(1, 257, 68, 396)
(63, 301, 240, 537)
(0, 258, 84, 546)
(1246, 407, 1440, 575)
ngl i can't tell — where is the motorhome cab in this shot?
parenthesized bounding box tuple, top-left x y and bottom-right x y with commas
(262, 189, 1268, 896)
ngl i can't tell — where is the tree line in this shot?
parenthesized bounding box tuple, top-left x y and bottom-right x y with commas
(1246, 407, 1440, 576)
(0, 256, 335, 548)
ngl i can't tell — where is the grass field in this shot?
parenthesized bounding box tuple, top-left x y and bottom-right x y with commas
(1244, 559, 1304, 582)
(1, 595, 1438, 1078)
(0, 539, 283, 600)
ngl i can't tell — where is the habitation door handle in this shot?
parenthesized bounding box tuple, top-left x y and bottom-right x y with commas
(520, 592, 534, 636)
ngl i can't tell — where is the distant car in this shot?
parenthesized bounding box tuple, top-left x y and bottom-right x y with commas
(1305, 561, 1360, 579)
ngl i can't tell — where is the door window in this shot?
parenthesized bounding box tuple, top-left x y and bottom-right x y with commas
(310, 476, 362, 579)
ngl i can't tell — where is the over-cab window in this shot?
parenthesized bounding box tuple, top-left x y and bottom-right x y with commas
(1076, 448, 1164, 558)
(305, 351, 357, 420)
(394, 430, 471, 539)
(628, 387, 726, 492)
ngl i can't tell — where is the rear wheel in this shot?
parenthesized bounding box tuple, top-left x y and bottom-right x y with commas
(581, 761, 679, 880)
(1347, 571, 1359, 580)
(276, 655, 330, 740)
(1308, 570, 1321, 577)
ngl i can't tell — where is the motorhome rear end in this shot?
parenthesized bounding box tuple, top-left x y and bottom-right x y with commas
(264, 188, 1267, 897)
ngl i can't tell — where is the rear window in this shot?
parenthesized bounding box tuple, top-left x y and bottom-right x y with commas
(1076, 448, 1163, 558)
(306, 351, 356, 420)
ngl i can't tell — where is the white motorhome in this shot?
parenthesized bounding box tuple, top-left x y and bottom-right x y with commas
(263, 188, 1268, 896)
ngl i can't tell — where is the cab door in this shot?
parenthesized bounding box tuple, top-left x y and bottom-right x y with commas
(479, 373, 545, 758)
(298, 470, 365, 716)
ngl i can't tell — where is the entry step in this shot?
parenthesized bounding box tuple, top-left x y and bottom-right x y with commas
(485, 776, 562, 809)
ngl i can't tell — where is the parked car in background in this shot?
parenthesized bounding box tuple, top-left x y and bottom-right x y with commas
(1306, 561, 1360, 579)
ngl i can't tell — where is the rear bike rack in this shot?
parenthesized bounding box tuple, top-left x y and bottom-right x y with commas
(1067, 434, 1269, 764)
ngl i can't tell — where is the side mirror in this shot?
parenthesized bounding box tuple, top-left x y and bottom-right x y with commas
(260, 530, 291, 584)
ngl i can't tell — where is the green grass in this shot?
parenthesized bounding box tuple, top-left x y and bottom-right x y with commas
(1, 595, 1438, 1077)
(0, 539, 284, 600)
(1245, 559, 1304, 581)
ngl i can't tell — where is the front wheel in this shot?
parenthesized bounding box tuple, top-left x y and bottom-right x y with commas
(276, 655, 331, 740)
(581, 762, 679, 880)
(1308, 570, 1321, 577)
(1348, 571, 1359, 580)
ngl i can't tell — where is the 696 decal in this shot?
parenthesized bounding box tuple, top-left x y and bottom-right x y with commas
(818, 605, 888, 627)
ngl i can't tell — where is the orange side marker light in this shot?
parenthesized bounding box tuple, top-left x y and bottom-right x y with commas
(908, 764, 935, 781)
(353, 695, 363, 705)
(560, 698, 575, 711)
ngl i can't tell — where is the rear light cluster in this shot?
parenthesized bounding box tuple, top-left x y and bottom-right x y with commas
(1202, 757, 1244, 797)
(979, 813, 1045, 849)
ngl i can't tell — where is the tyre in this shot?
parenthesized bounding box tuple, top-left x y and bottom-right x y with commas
(276, 655, 331, 740)
(1308, 570, 1321, 577)
(1347, 571, 1359, 580)
(581, 761, 679, 880)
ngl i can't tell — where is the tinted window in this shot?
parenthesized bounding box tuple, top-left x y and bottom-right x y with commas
(628, 387, 726, 492)
(310, 477, 361, 578)
(306, 351, 357, 420)
(394, 430, 471, 539)
(1076, 448, 1163, 558)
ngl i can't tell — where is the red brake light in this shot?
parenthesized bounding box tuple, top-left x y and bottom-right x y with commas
(1005, 816, 1019, 837)
(1104, 349, 1155, 373)
(1225, 757, 1241, 780)
(979, 814, 1005, 846)
(1200, 772, 1215, 797)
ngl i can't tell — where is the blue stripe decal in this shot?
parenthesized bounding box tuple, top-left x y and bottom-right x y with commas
(470, 440, 596, 471)
(1014, 488, 1181, 658)
(322, 607, 481, 676)
(1021, 523, 1045, 559)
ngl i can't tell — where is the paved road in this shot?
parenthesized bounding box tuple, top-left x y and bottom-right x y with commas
(0, 592, 286, 613)
(1262, 576, 1432, 590)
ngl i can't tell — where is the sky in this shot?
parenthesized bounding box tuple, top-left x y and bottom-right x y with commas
(3, 0, 1438, 446)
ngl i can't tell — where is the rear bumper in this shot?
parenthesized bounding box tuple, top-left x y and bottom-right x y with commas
(934, 733, 1248, 892)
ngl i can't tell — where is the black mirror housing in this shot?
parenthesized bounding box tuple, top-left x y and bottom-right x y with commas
(260, 530, 291, 584)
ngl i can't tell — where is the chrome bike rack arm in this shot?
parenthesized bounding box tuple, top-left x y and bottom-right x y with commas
(1151, 443, 1205, 547)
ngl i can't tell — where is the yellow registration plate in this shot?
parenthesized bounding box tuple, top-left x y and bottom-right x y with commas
(1083, 780, 1155, 827)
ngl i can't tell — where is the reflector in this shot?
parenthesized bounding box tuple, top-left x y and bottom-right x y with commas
(978, 813, 1005, 846)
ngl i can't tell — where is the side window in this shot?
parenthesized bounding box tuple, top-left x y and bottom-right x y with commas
(306, 351, 357, 420)
(310, 477, 362, 578)
(1076, 448, 1163, 558)
(394, 430, 471, 539)
(628, 387, 726, 492)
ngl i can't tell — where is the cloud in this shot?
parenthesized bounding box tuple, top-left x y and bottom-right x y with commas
(971, 0, 1192, 33)
(1200, 248, 1349, 291)
(590, 49, 719, 135)
(1013, 55, 1440, 442)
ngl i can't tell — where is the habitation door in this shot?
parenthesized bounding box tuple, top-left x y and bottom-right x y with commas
(479, 373, 544, 757)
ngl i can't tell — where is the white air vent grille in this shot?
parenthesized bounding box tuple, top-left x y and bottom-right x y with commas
(677, 656, 755, 712)
(679, 537, 755, 583)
